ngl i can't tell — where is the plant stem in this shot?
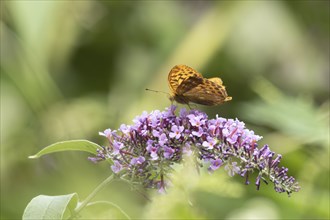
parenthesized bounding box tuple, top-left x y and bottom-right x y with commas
(71, 174, 115, 218)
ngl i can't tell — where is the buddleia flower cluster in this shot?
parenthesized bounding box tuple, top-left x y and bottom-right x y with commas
(89, 105, 300, 195)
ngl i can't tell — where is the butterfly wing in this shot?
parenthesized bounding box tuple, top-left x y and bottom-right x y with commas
(208, 77, 223, 85)
(168, 65, 203, 95)
(176, 76, 204, 94)
(182, 78, 232, 105)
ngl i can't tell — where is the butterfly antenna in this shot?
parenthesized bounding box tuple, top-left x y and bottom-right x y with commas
(145, 88, 170, 96)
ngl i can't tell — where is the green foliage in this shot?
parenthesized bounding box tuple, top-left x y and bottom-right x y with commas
(23, 193, 131, 219)
(23, 194, 78, 220)
(29, 140, 101, 159)
(242, 77, 328, 147)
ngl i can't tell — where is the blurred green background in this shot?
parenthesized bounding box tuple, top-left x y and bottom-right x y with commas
(1, 1, 329, 219)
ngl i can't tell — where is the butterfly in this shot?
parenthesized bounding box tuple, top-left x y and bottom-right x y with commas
(168, 65, 232, 106)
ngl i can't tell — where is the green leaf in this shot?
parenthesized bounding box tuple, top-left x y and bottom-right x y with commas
(22, 193, 78, 220)
(29, 140, 101, 159)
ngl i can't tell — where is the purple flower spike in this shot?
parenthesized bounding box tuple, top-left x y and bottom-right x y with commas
(90, 105, 300, 195)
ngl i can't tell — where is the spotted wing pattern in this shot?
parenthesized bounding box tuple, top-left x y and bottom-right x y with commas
(182, 78, 232, 105)
(168, 65, 203, 95)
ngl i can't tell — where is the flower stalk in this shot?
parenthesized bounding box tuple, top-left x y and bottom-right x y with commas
(72, 174, 115, 218)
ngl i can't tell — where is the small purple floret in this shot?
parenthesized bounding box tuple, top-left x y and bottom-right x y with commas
(169, 125, 184, 139)
(209, 159, 223, 171)
(111, 160, 123, 174)
(130, 156, 145, 165)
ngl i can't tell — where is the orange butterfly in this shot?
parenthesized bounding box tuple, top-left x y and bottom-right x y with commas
(168, 65, 232, 106)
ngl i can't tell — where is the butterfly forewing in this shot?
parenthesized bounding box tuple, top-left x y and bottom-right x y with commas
(168, 65, 232, 106)
(168, 65, 203, 94)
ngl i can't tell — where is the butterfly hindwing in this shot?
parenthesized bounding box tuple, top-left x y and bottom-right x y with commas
(182, 79, 229, 105)
(176, 76, 204, 94)
(208, 77, 223, 85)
